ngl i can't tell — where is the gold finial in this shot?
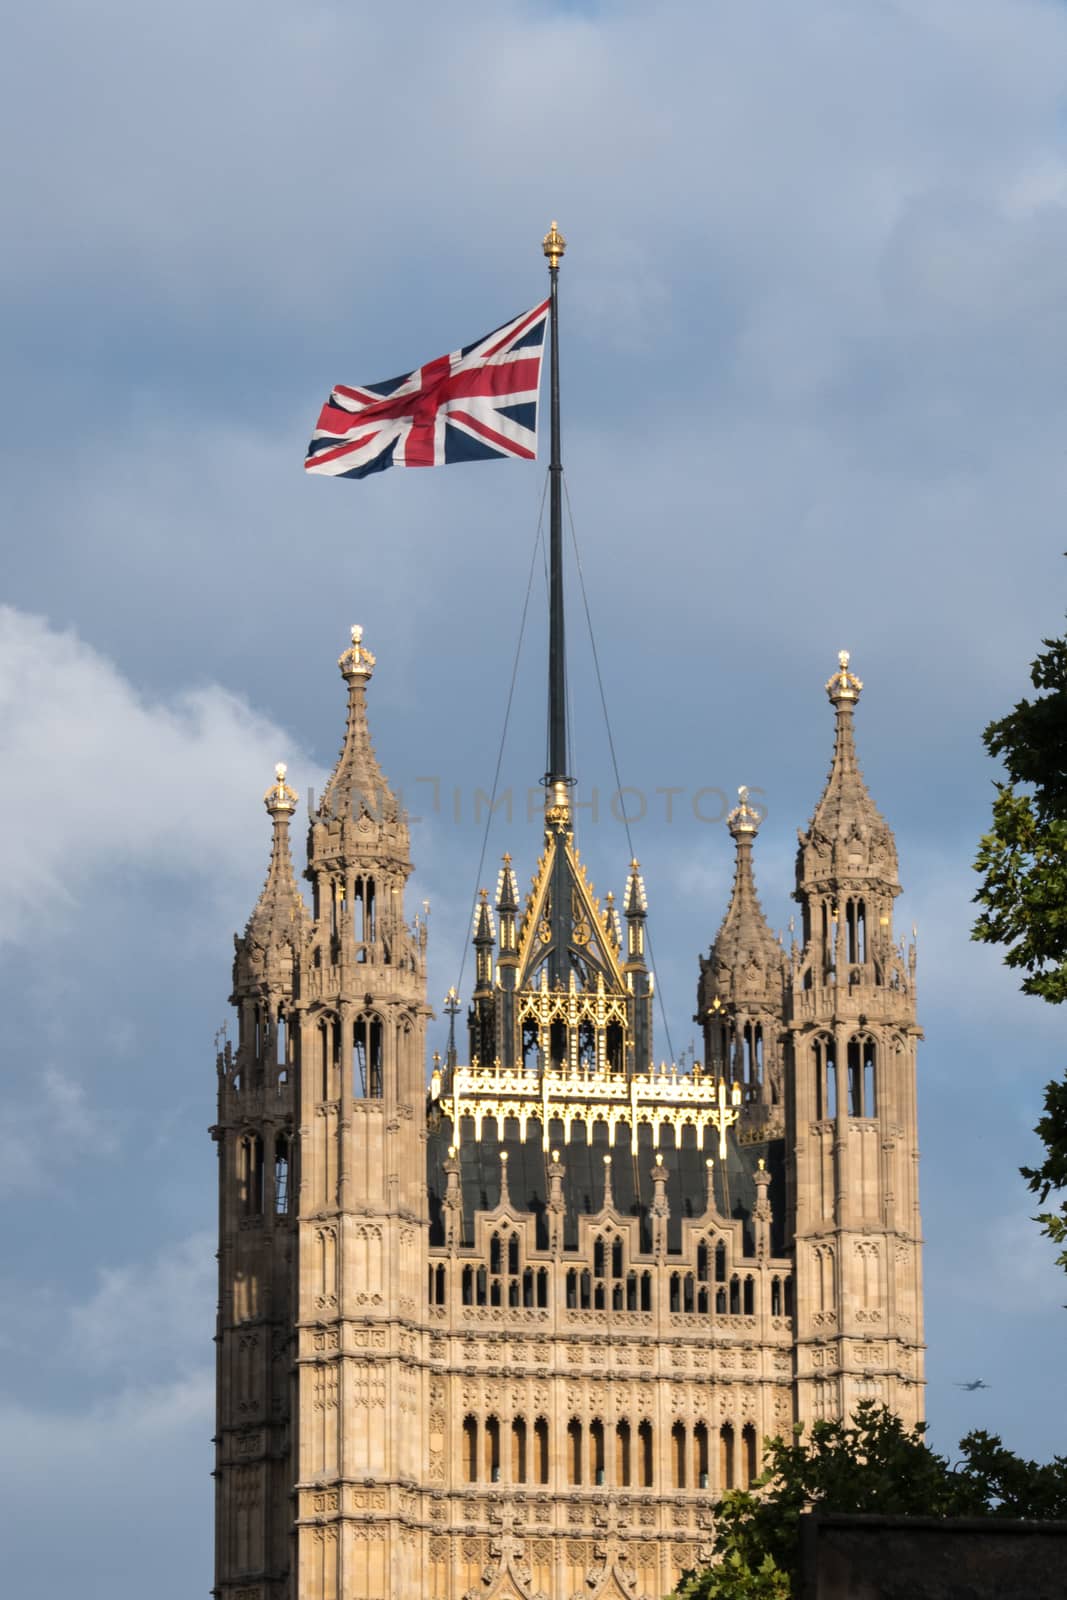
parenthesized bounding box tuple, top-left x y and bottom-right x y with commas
(264, 760, 298, 817)
(542, 219, 566, 268)
(826, 647, 862, 706)
(447, 1144, 457, 1159)
(603, 1153, 612, 1166)
(655, 1151, 664, 1167)
(339, 623, 376, 684)
(500, 1150, 509, 1164)
(727, 784, 760, 839)
(551, 1148, 560, 1163)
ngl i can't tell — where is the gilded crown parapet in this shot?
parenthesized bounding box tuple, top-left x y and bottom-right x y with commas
(826, 648, 862, 706)
(339, 623, 376, 684)
(727, 785, 760, 839)
(264, 761, 298, 818)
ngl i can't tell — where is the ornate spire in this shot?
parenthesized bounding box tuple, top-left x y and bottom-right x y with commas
(800, 650, 898, 887)
(603, 889, 622, 951)
(472, 888, 496, 947)
(245, 764, 309, 950)
(601, 1152, 615, 1214)
(704, 787, 783, 1004)
(623, 859, 647, 921)
(318, 625, 399, 824)
(495, 853, 519, 915)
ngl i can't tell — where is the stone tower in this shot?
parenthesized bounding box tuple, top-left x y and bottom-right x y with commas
(786, 652, 924, 1427)
(697, 787, 787, 1141)
(214, 627, 432, 1600)
(214, 762, 307, 1596)
(212, 639, 923, 1600)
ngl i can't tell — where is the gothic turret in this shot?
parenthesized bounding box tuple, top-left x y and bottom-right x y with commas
(698, 787, 786, 1127)
(470, 888, 497, 1064)
(793, 651, 905, 994)
(787, 651, 923, 1430)
(234, 763, 309, 1005)
(292, 627, 430, 1597)
(214, 767, 306, 1600)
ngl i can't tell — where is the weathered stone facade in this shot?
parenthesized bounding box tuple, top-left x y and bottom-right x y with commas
(211, 633, 923, 1600)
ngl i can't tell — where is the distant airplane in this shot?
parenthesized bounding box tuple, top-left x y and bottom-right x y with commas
(954, 1380, 990, 1391)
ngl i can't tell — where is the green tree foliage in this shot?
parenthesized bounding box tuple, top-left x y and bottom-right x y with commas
(669, 1404, 1067, 1600)
(972, 620, 1067, 1268)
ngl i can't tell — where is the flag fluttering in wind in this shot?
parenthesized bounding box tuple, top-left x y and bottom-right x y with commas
(304, 300, 549, 479)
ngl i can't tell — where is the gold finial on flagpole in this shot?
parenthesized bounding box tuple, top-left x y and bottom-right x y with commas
(542, 220, 566, 268)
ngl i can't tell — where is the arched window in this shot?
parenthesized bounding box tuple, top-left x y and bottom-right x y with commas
(578, 1019, 597, 1069)
(463, 1416, 478, 1483)
(743, 1021, 763, 1090)
(695, 1422, 709, 1489)
(537, 1267, 549, 1308)
(591, 1419, 606, 1485)
(846, 1034, 878, 1116)
(273, 1134, 289, 1215)
(729, 1275, 741, 1314)
(512, 1417, 527, 1484)
(683, 1273, 695, 1313)
(240, 1134, 264, 1216)
(626, 1272, 638, 1311)
(522, 1267, 534, 1307)
(641, 1272, 653, 1311)
(672, 1421, 687, 1488)
(485, 1416, 501, 1483)
(638, 1420, 654, 1487)
(535, 1417, 549, 1484)
(435, 1263, 446, 1304)
(697, 1241, 709, 1280)
(508, 1234, 520, 1275)
(771, 1276, 782, 1316)
(847, 897, 867, 964)
(566, 1269, 577, 1308)
(815, 1035, 836, 1119)
(743, 1276, 754, 1315)
(742, 1423, 758, 1487)
(612, 1236, 624, 1278)
(522, 1020, 541, 1072)
(784, 1275, 794, 1316)
(616, 1419, 631, 1486)
(715, 1241, 727, 1283)
(720, 1423, 735, 1489)
(568, 1419, 583, 1485)
(606, 1021, 623, 1074)
(490, 1233, 502, 1274)
(353, 1013, 383, 1098)
(593, 1237, 606, 1278)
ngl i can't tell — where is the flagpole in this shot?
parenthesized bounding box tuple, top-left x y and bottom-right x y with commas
(543, 221, 568, 806)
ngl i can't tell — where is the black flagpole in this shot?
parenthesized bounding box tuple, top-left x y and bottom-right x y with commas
(542, 222, 570, 999)
(543, 220, 568, 800)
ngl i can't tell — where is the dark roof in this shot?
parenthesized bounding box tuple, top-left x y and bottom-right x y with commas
(426, 1112, 786, 1257)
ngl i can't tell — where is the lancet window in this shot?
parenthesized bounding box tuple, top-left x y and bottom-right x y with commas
(239, 1134, 264, 1216)
(353, 1012, 383, 1098)
(846, 1035, 877, 1117)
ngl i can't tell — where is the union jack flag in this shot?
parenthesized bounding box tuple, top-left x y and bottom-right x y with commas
(304, 300, 549, 479)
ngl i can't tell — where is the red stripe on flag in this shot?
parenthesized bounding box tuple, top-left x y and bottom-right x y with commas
(480, 299, 550, 360)
(449, 409, 536, 460)
(305, 431, 381, 469)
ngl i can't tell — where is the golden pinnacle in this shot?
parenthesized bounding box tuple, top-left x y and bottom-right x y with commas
(542, 219, 566, 268)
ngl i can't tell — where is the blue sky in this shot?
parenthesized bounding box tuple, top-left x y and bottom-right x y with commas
(2, 1, 1067, 1594)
